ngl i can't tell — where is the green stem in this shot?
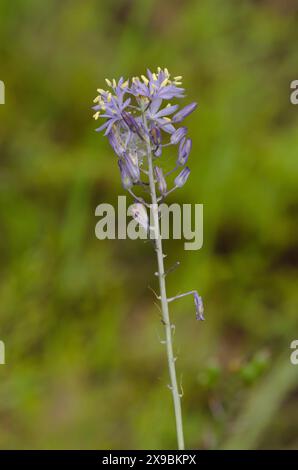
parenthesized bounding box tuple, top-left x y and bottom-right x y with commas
(143, 117, 185, 450)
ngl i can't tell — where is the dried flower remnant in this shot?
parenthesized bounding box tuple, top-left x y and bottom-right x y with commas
(93, 68, 204, 450)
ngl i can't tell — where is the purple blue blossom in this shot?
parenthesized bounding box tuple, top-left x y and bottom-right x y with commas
(171, 127, 187, 145)
(93, 68, 197, 174)
(172, 102, 198, 123)
(177, 138, 192, 166)
(93, 68, 204, 407)
(175, 167, 191, 187)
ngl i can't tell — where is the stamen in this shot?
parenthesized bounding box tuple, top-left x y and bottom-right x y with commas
(141, 75, 149, 85)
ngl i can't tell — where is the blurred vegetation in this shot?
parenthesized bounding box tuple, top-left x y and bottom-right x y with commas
(0, 0, 297, 449)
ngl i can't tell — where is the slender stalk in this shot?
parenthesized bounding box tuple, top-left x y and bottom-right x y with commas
(143, 117, 185, 450)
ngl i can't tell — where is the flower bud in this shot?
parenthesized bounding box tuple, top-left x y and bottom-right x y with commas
(177, 137, 192, 166)
(174, 166, 190, 188)
(154, 146, 162, 157)
(154, 166, 167, 195)
(150, 126, 162, 147)
(194, 292, 204, 321)
(170, 127, 187, 145)
(172, 102, 198, 123)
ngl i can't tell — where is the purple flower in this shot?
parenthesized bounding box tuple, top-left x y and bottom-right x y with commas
(94, 69, 203, 329)
(175, 167, 190, 187)
(146, 99, 178, 134)
(130, 68, 185, 102)
(93, 69, 198, 193)
(172, 102, 198, 123)
(150, 126, 162, 147)
(193, 292, 204, 321)
(177, 138, 192, 166)
(93, 77, 131, 134)
(170, 127, 187, 145)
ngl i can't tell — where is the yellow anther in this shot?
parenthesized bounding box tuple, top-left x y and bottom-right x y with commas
(105, 78, 112, 86)
(97, 88, 106, 94)
(121, 80, 129, 89)
(112, 78, 117, 88)
(157, 66, 162, 73)
(141, 75, 149, 85)
(107, 92, 112, 102)
(93, 111, 100, 120)
(93, 96, 100, 103)
(163, 117, 171, 122)
(152, 73, 158, 81)
(161, 78, 168, 87)
(174, 76, 182, 80)
(164, 68, 169, 76)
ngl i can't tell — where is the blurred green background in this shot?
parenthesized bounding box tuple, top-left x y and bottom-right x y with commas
(0, 0, 297, 450)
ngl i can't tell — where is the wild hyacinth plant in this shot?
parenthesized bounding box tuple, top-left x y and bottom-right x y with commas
(93, 68, 204, 450)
